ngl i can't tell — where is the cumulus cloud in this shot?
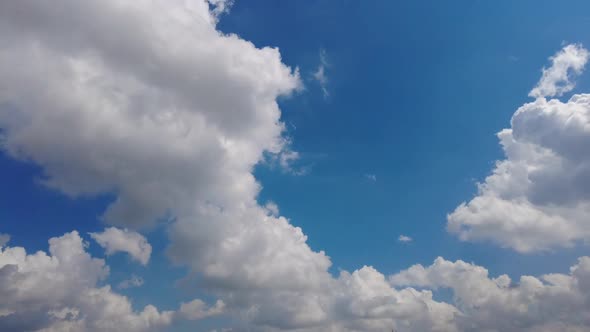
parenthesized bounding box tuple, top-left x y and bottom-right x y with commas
(529, 44, 589, 98)
(179, 299, 225, 321)
(0, 0, 457, 326)
(2, 1, 589, 331)
(390, 256, 590, 331)
(90, 227, 152, 265)
(0, 0, 300, 229)
(0, 231, 174, 332)
(448, 44, 590, 252)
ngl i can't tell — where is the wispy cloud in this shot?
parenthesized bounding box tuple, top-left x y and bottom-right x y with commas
(364, 173, 377, 182)
(313, 49, 330, 98)
(118, 275, 145, 289)
(398, 235, 413, 243)
(529, 43, 589, 98)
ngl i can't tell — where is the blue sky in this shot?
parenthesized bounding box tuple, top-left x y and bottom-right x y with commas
(2, 1, 590, 331)
(236, 0, 590, 276)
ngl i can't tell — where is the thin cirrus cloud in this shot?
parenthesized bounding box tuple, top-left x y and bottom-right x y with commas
(1, 0, 590, 331)
(313, 48, 330, 98)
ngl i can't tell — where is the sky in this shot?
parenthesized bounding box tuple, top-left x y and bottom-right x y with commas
(2, 1, 590, 331)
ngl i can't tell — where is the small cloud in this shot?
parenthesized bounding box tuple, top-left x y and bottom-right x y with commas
(267, 147, 310, 176)
(118, 275, 144, 289)
(89, 227, 152, 265)
(179, 299, 225, 321)
(398, 235, 412, 243)
(313, 49, 330, 98)
(208, 0, 234, 20)
(508, 55, 519, 62)
(529, 43, 589, 98)
(0, 233, 10, 247)
(265, 201, 279, 217)
(364, 174, 377, 182)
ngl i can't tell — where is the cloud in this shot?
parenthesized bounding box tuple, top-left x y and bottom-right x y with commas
(2, 1, 590, 331)
(0, 234, 9, 247)
(264, 201, 280, 217)
(118, 275, 145, 289)
(448, 44, 590, 252)
(0, 231, 174, 332)
(90, 227, 152, 265)
(398, 235, 412, 243)
(5, 231, 590, 331)
(390, 256, 590, 331)
(179, 299, 225, 321)
(529, 43, 589, 98)
(313, 49, 330, 98)
(364, 173, 377, 182)
(207, 0, 234, 20)
(0, 0, 300, 230)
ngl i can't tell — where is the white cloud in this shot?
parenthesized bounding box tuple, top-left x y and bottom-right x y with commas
(118, 275, 145, 289)
(2, 1, 590, 331)
(448, 44, 590, 252)
(529, 44, 589, 98)
(207, 0, 234, 20)
(179, 299, 225, 321)
(390, 256, 590, 331)
(0, 0, 300, 229)
(0, 234, 9, 247)
(364, 173, 377, 182)
(398, 235, 412, 243)
(90, 227, 152, 265)
(5, 230, 590, 331)
(264, 201, 280, 217)
(313, 49, 330, 98)
(0, 231, 174, 332)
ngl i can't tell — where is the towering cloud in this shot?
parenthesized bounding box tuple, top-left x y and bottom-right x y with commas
(448, 44, 590, 252)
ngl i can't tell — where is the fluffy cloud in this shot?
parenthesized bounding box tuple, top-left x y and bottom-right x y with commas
(448, 44, 590, 252)
(0, 231, 174, 332)
(390, 256, 590, 331)
(179, 299, 225, 321)
(90, 227, 152, 265)
(2, 0, 589, 331)
(0, 1, 458, 328)
(0, 0, 300, 231)
(529, 44, 589, 98)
